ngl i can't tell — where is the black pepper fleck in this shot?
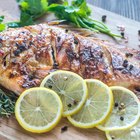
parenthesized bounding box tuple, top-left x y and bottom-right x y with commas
(123, 59, 128, 67)
(53, 62, 59, 69)
(102, 15, 107, 22)
(138, 30, 140, 36)
(111, 136, 115, 139)
(129, 64, 133, 70)
(114, 102, 119, 107)
(125, 53, 133, 57)
(100, 52, 103, 58)
(67, 104, 72, 108)
(135, 87, 140, 92)
(48, 85, 52, 89)
(13, 49, 21, 56)
(0, 36, 2, 42)
(61, 126, 68, 133)
(9, 73, 15, 78)
(74, 38, 78, 45)
(73, 100, 78, 105)
(18, 45, 26, 52)
(121, 32, 125, 38)
(120, 116, 124, 121)
(28, 74, 34, 80)
(57, 36, 61, 42)
(65, 29, 69, 33)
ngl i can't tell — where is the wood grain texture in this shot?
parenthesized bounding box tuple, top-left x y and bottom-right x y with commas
(87, 0, 140, 22)
(0, 0, 140, 140)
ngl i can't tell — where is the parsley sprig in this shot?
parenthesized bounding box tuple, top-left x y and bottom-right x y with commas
(0, 0, 120, 38)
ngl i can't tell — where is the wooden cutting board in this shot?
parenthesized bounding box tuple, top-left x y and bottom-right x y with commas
(0, 0, 140, 140)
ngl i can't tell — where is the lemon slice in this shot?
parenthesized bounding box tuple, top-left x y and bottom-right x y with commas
(67, 79, 113, 128)
(40, 70, 88, 117)
(106, 118, 140, 140)
(97, 86, 140, 131)
(15, 87, 62, 133)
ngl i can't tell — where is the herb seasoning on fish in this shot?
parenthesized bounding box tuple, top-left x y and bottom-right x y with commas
(14, 49, 21, 56)
(74, 38, 78, 45)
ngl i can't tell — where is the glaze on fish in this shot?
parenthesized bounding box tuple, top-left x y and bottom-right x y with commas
(0, 24, 140, 99)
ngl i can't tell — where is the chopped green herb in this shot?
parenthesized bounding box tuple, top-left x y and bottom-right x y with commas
(0, 88, 17, 117)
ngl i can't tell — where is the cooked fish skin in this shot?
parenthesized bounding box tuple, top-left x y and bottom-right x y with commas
(0, 24, 139, 98)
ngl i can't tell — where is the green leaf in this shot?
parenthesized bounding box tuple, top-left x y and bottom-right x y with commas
(47, 0, 64, 5)
(19, 11, 34, 26)
(0, 16, 4, 23)
(65, 6, 79, 13)
(20, 1, 29, 10)
(41, 0, 48, 11)
(73, 0, 91, 17)
(0, 24, 5, 31)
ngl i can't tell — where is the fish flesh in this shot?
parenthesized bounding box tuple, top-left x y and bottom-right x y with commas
(0, 24, 140, 98)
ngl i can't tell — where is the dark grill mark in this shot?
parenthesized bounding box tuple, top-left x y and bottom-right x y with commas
(53, 62, 59, 69)
(3, 61, 6, 67)
(51, 46, 59, 69)
(114, 66, 124, 71)
(122, 69, 128, 74)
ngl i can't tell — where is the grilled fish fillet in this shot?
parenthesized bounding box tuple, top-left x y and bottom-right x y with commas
(0, 24, 140, 98)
